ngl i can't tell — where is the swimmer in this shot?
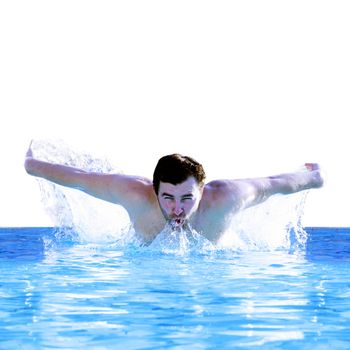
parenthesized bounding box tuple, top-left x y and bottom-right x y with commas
(24, 142, 324, 243)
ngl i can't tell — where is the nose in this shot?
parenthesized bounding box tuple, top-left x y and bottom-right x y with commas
(173, 200, 183, 216)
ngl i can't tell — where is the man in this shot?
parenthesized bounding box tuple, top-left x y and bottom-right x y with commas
(25, 143, 324, 243)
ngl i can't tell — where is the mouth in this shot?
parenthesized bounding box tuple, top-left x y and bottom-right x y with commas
(169, 217, 186, 228)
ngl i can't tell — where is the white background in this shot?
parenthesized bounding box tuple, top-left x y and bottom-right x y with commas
(1, 0, 349, 227)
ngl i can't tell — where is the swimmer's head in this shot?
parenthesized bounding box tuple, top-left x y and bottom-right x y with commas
(153, 154, 206, 195)
(157, 176, 203, 230)
(153, 154, 206, 229)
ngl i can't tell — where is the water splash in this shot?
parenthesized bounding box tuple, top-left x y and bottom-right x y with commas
(218, 192, 308, 253)
(32, 140, 309, 253)
(148, 223, 215, 256)
(32, 139, 130, 243)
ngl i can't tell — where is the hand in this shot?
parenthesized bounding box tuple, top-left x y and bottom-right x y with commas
(305, 163, 324, 188)
(25, 140, 33, 159)
(305, 163, 320, 172)
(24, 141, 36, 174)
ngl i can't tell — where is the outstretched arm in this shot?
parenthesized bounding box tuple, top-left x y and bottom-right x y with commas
(235, 163, 324, 209)
(25, 141, 91, 190)
(205, 164, 324, 212)
(24, 142, 153, 209)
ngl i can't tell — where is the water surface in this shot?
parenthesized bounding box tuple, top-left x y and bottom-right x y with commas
(1, 227, 350, 349)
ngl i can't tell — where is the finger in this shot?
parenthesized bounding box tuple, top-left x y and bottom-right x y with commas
(305, 163, 319, 171)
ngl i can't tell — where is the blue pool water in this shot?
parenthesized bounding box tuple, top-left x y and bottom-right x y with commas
(1, 226, 350, 350)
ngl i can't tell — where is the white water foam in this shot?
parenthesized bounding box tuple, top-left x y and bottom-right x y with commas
(148, 223, 215, 255)
(33, 139, 131, 243)
(217, 192, 308, 252)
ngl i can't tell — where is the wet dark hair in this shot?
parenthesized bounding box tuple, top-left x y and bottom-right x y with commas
(153, 154, 206, 194)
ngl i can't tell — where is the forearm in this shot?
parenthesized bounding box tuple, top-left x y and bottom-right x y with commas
(24, 157, 87, 189)
(268, 168, 323, 195)
(227, 165, 324, 210)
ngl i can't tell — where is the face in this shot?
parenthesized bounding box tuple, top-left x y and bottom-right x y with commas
(157, 176, 203, 229)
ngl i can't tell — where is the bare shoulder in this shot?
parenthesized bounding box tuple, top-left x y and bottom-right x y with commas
(107, 174, 155, 201)
(80, 172, 156, 212)
(108, 174, 153, 191)
(195, 180, 246, 241)
(204, 179, 246, 195)
(108, 175, 163, 235)
(203, 180, 233, 199)
(201, 179, 245, 211)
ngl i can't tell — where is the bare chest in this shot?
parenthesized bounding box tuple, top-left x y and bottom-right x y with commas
(194, 211, 234, 243)
(129, 193, 236, 243)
